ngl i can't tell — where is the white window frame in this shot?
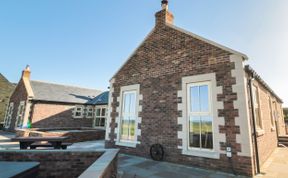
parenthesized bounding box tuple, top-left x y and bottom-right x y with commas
(15, 101, 25, 128)
(116, 84, 141, 148)
(252, 85, 264, 134)
(73, 105, 84, 118)
(4, 102, 14, 129)
(86, 106, 94, 118)
(94, 106, 107, 128)
(269, 97, 275, 130)
(178, 73, 224, 159)
(187, 81, 214, 151)
(119, 90, 137, 143)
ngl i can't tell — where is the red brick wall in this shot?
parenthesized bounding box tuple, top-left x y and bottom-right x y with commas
(6, 79, 28, 130)
(30, 102, 93, 128)
(0, 150, 103, 178)
(106, 9, 253, 176)
(246, 78, 285, 167)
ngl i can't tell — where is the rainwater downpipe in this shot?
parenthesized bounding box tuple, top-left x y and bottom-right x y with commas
(248, 75, 261, 174)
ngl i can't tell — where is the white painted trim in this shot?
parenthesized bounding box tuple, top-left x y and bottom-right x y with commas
(15, 101, 25, 128)
(94, 106, 107, 128)
(86, 106, 94, 119)
(73, 105, 84, 118)
(22, 100, 31, 128)
(105, 78, 115, 140)
(115, 84, 142, 148)
(230, 54, 253, 157)
(4, 102, 14, 129)
(167, 24, 248, 60)
(252, 83, 265, 132)
(177, 73, 225, 159)
(110, 29, 155, 80)
(186, 81, 213, 150)
(268, 96, 276, 130)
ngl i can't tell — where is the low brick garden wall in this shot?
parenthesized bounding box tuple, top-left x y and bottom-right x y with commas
(16, 127, 105, 143)
(0, 149, 119, 178)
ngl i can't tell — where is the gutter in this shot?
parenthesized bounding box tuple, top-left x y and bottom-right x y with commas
(248, 75, 261, 174)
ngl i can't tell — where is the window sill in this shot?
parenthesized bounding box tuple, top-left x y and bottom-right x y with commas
(73, 116, 84, 119)
(93, 127, 106, 130)
(116, 141, 138, 148)
(256, 129, 265, 137)
(182, 149, 220, 159)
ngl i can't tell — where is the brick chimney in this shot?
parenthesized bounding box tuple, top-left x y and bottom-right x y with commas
(21, 65, 34, 98)
(155, 0, 174, 27)
(22, 65, 31, 79)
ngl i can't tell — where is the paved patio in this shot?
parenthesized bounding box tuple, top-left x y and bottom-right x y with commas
(118, 154, 246, 178)
(1, 131, 288, 178)
(255, 147, 288, 178)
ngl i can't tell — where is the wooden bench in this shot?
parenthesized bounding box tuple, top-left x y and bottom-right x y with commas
(30, 142, 72, 150)
(11, 136, 69, 150)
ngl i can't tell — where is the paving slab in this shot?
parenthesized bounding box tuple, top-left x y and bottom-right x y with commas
(118, 154, 246, 178)
(256, 147, 288, 178)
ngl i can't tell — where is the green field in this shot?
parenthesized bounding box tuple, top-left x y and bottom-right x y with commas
(120, 121, 136, 140)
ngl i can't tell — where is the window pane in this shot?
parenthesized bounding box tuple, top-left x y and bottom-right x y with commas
(123, 93, 130, 113)
(201, 116, 213, 149)
(252, 86, 259, 106)
(121, 116, 130, 140)
(190, 86, 200, 112)
(96, 108, 101, 116)
(101, 108, 106, 116)
(129, 93, 136, 114)
(199, 85, 209, 112)
(189, 116, 201, 148)
(95, 118, 100, 126)
(87, 112, 93, 117)
(100, 118, 106, 127)
(128, 118, 136, 140)
(255, 108, 261, 128)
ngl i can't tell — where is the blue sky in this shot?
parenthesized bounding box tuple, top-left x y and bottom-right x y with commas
(0, 1, 287, 106)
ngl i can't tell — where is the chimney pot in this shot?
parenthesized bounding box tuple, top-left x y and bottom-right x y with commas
(22, 65, 31, 79)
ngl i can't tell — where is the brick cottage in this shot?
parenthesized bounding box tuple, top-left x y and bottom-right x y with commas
(3, 66, 108, 131)
(105, 1, 286, 176)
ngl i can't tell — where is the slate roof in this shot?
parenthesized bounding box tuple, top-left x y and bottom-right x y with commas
(30, 80, 108, 105)
(245, 65, 283, 103)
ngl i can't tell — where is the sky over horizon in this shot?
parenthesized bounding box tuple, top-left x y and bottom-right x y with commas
(0, 0, 287, 106)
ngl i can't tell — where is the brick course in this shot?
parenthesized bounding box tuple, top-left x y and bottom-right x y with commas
(30, 102, 94, 128)
(0, 150, 103, 178)
(246, 79, 286, 166)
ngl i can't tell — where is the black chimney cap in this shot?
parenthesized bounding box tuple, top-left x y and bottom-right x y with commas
(161, 0, 168, 5)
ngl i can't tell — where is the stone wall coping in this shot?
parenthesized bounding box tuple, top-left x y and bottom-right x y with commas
(79, 149, 119, 178)
(0, 161, 40, 178)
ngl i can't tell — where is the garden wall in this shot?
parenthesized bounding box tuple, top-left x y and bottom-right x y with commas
(16, 127, 105, 143)
(0, 149, 119, 178)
